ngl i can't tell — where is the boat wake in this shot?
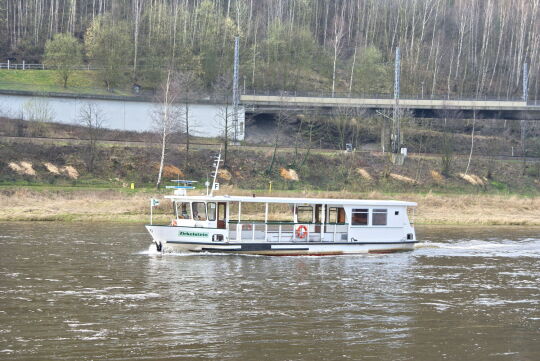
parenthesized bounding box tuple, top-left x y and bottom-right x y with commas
(416, 240, 513, 250)
(137, 245, 264, 257)
(415, 238, 540, 257)
(137, 243, 161, 255)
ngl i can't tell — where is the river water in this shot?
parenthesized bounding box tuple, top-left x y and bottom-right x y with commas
(0, 94, 245, 138)
(0, 223, 539, 360)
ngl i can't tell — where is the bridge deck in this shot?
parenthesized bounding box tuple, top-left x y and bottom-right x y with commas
(240, 94, 531, 110)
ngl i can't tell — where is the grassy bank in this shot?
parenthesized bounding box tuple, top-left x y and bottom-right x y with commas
(0, 70, 134, 95)
(1, 187, 539, 226)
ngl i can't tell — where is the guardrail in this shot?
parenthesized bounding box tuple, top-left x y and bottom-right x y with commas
(228, 221, 349, 243)
(242, 89, 527, 102)
(0, 85, 237, 104)
(242, 95, 530, 110)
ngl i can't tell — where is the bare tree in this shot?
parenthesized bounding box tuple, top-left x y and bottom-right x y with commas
(298, 115, 315, 168)
(23, 98, 55, 123)
(78, 102, 107, 172)
(267, 107, 290, 174)
(213, 75, 234, 166)
(464, 110, 476, 175)
(153, 70, 182, 189)
(330, 11, 345, 97)
(331, 106, 367, 150)
(331, 106, 352, 151)
(520, 119, 529, 174)
(132, 0, 144, 75)
(174, 70, 201, 168)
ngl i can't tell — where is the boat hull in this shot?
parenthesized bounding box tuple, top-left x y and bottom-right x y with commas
(146, 225, 416, 256)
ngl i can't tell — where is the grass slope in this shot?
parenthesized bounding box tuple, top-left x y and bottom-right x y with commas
(0, 70, 133, 95)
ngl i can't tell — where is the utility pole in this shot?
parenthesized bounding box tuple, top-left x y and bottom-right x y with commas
(521, 62, 529, 170)
(232, 36, 240, 143)
(523, 62, 529, 103)
(391, 47, 401, 155)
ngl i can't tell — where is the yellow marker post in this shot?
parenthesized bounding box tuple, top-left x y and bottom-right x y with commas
(269, 181, 272, 193)
(130, 183, 135, 190)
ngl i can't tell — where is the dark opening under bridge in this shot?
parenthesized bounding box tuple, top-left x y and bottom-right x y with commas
(241, 93, 540, 120)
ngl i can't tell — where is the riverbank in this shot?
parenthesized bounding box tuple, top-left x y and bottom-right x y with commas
(1, 187, 538, 226)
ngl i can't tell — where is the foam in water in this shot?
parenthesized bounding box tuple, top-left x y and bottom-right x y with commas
(417, 240, 512, 250)
(415, 238, 540, 257)
(138, 243, 161, 255)
(137, 244, 261, 257)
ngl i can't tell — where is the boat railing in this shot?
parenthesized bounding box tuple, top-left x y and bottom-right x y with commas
(228, 221, 349, 243)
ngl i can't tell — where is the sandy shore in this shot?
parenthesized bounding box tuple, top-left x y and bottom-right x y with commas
(1, 187, 539, 226)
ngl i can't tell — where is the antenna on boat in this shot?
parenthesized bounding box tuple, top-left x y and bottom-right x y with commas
(210, 146, 223, 197)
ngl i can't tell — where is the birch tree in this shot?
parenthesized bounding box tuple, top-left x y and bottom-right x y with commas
(330, 12, 345, 97)
(154, 70, 181, 189)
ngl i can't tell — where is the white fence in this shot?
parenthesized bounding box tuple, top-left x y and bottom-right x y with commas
(0, 61, 44, 70)
(0, 61, 102, 70)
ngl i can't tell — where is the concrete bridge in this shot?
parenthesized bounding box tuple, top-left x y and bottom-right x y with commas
(241, 93, 540, 120)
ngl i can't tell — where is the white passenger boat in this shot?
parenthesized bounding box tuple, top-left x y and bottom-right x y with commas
(146, 196, 417, 256)
(146, 152, 417, 256)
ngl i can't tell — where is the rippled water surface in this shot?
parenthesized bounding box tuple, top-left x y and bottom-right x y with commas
(1, 223, 539, 360)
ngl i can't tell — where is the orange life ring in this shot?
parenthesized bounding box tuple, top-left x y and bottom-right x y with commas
(171, 219, 177, 226)
(295, 225, 308, 239)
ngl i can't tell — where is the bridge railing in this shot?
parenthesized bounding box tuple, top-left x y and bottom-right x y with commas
(242, 89, 525, 102)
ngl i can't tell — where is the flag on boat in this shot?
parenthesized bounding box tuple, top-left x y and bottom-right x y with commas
(151, 199, 160, 207)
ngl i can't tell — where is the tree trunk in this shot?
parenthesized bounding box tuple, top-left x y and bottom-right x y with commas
(465, 110, 476, 175)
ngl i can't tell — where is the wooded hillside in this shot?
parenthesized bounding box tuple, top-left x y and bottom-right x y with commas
(1, 0, 539, 98)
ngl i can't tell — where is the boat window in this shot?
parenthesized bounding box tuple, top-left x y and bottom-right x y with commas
(178, 202, 191, 219)
(207, 202, 216, 221)
(263, 203, 292, 222)
(351, 208, 369, 226)
(372, 209, 387, 226)
(192, 202, 207, 221)
(328, 207, 338, 223)
(297, 206, 313, 223)
(328, 207, 346, 223)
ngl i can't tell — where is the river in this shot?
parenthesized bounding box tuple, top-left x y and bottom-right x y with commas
(0, 93, 245, 139)
(0, 223, 539, 360)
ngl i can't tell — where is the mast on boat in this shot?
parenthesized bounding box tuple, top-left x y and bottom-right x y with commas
(209, 147, 223, 196)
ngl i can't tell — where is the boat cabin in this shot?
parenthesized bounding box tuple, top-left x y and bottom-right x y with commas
(164, 195, 415, 244)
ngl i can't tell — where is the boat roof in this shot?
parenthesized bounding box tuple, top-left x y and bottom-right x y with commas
(164, 194, 416, 207)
